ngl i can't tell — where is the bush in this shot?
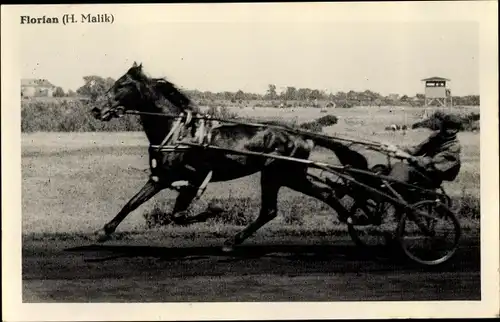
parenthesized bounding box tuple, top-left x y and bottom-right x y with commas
(411, 111, 480, 132)
(144, 204, 173, 228)
(469, 120, 480, 132)
(21, 99, 338, 133)
(314, 114, 339, 126)
(283, 204, 305, 226)
(298, 121, 323, 133)
(205, 105, 238, 120)
(462, 113, 480, 131)
(21, 99, 143, 132)
(298, 114, 338, 133)
(456, 189, 480, 220)
(210, 197, 255, 226)
(142, 197, 257, 228)
(141, 192, 480, 229)
(53, 87, 65, 97)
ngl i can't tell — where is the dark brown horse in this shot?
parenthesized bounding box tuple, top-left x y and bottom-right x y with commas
(91, 62, 369, 251)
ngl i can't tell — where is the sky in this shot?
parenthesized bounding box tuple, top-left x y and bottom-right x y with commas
(17, 4, 480, 97)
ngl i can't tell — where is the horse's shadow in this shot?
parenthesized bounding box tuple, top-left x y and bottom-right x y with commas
(65, 242, 403, 266)
(64, 212, 418, 268)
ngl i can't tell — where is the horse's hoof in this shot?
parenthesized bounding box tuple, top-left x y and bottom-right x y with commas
(222, 244, 234, 253)
(222, 239, 236, 253)
(170, 215, 188, 225)
(383, 232, 396, 245)
(95, 229, 111, 243)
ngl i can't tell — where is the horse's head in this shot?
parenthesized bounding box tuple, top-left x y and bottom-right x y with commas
(92, 62, 192, 122)
(91, 62, 150, 121)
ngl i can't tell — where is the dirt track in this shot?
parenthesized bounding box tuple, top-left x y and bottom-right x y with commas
(23, 235, 480, 302)
(20, 131, 481, 303)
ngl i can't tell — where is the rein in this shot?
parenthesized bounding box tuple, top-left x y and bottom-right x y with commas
(123, 110, 449, 203)
(149, 110, 216, 154)
(123, 110, 386, 149)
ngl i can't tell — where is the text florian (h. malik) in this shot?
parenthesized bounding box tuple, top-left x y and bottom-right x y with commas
(21, 14, 113, 24)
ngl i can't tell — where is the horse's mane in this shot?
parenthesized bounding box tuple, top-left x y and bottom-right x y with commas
(151, 78, 193, 111)
(128, 65, 194, 113)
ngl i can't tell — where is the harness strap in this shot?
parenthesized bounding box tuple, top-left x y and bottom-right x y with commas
(198, 118, 206, 144)
(185, 110, 193, 127)
(206, 121, 214, 145)
(158, 112, 184, 151)
(196, 170, 213, 199)
(289, 140, 300, 157)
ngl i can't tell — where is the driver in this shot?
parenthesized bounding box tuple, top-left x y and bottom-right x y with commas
(387, 113, 463, 190)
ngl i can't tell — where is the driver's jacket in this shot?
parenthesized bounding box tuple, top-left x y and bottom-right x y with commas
(405, 131, 462, 182)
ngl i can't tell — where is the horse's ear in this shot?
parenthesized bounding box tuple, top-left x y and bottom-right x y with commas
(138, 63, 142, 69)
(132, 61, 138, 68)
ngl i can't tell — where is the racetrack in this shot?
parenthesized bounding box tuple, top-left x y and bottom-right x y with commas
(21, 130, 481, 303)
(23, 234, 480, 302)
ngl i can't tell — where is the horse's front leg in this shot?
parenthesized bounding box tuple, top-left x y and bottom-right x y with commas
(222, 169, 281, 252)
(96, 178, 165, 242)
(158, 169, 215, 226)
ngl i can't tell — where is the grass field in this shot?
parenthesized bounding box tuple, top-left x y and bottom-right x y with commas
(22, 106, 480, 240)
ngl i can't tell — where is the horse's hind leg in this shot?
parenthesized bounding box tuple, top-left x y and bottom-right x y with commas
(285, 170, 350, 223)
(166, 185, 201, 224)
(96, 178, 164, 242)
(222, 170, 281, 252)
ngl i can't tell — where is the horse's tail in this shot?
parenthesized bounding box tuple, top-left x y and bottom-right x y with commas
(287, 128, 369, 170)
(292, 115, 368, 169)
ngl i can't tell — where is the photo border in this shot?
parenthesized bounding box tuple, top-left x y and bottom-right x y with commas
(2, 2, 499, 320)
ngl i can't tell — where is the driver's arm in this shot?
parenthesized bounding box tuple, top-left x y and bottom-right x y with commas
(404, 132, 438, 156)
(411, 143, 461, 174)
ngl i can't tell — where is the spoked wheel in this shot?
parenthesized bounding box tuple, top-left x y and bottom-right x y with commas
(397, 200, 461, 266)
(347, 200, 399, 248)
(371, 164, 391, 176)
(346, 163, 397, 248)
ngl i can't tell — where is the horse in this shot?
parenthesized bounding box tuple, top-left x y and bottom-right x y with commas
(91, 62, 369, 252)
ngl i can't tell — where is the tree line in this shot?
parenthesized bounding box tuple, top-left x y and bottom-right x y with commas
(54, 75, 480, 107)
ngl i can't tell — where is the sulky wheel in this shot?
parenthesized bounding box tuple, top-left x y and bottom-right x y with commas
(439, 192, 453, 209)
(370, 164, 391, 176)
(396, 199, 461, 266)
(346, 163, 397, 248)
(347, 199, 399, 248)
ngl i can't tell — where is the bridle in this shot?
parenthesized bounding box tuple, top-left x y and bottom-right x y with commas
(99, 74, 138, 119)
(95, 75, 200, 151)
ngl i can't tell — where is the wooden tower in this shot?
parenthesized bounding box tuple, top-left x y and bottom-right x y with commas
(421, 76, 451, 107)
